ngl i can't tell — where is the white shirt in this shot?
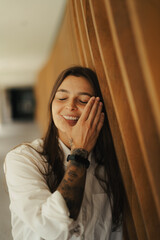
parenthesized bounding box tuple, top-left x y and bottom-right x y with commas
(4, 138, 122, 240)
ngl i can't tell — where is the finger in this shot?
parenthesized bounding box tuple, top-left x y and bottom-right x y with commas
(79, 96, 95, 122)
(87, 97, 100, 124)
(96, 112, 105, 134)
(92, 101, 103, 128)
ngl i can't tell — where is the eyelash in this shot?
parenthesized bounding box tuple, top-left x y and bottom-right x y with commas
(58, 98, 88, 104)
(58, 98, 67, 101)
(79, 100, 88, 104)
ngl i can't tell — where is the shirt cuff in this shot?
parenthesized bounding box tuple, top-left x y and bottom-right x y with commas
(52, 190, 71, 216)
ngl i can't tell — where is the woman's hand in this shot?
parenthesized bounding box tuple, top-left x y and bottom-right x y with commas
(58, 97, 104, 152)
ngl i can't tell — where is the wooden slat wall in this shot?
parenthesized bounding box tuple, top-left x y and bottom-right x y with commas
(35, 0, 160, 239)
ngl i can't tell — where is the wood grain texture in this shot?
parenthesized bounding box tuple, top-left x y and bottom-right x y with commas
(35, 0, 160, 238)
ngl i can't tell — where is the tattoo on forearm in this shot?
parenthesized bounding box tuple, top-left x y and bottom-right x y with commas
(57, 161, 86, 220)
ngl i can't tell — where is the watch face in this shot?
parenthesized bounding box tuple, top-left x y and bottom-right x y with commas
(71, 148, 89, 158)
(67, 154, 90, 169)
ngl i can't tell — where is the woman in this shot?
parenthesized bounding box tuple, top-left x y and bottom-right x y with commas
(4, 66, 124, 240)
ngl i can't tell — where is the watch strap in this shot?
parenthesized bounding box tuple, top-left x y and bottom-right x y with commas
(67, 154, 90, 169)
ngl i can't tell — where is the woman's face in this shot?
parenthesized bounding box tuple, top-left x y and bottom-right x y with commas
(52, 75, 95, 146)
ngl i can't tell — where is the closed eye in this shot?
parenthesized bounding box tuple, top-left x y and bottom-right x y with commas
(79, 100, 88, 104)
(58, 98, 67, 101)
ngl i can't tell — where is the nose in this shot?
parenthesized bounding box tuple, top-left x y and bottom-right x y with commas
(66, 99, 77, 110)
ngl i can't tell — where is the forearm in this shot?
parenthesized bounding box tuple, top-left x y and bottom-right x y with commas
(57, 160, 86, 220)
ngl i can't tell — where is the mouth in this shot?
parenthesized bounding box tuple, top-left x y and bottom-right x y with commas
(63, 115, 79, 120)
(62, 115, 79, 126)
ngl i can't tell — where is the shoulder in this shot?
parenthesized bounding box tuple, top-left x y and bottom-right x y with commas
(4, 138, 46, 174)
(6, 138, 43, 157)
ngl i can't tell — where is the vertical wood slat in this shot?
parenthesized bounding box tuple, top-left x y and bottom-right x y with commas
(88, 0, 160, 238)
(105, 0, 160, 215)
(35, 0, 160, 238)
(86, 1, 146, 238)
(126, 0, 160, 124)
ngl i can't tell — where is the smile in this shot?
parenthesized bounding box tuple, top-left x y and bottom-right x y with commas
(62, 115, 79, 121)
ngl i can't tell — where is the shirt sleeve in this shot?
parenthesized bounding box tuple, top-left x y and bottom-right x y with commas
(4, 146, 73, 240)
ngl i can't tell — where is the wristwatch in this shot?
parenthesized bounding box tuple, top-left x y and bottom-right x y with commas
(67, 149, 90, 169)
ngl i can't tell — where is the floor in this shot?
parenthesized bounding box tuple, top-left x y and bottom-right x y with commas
(0, 121, 41, 240)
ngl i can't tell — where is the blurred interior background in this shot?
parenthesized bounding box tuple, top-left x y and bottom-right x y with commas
(0, 1, 67, 239)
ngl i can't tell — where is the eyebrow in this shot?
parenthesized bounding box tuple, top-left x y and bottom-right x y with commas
(57, 89, 93, 97)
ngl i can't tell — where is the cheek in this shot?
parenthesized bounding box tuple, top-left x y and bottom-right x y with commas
(52, 101, 65, 129)
(79, 105, 86, 115)
(52, 101, 61, 114)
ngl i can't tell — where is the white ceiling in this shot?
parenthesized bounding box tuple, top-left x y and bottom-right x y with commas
(0, 0, 67, 89)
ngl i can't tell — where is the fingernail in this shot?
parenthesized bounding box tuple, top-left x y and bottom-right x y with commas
(96, 97, 100, 101)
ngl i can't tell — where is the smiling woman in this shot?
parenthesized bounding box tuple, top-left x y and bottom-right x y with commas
(52, 75, 96, 145)
(4, 66, 124, 240)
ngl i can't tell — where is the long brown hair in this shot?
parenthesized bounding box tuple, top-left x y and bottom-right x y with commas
(41, 66, 124, 230)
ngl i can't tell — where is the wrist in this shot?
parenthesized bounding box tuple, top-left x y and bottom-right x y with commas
(68, 138, 89, 153)
(71, 148, 89, 158)
(67, 148, 90, 169)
